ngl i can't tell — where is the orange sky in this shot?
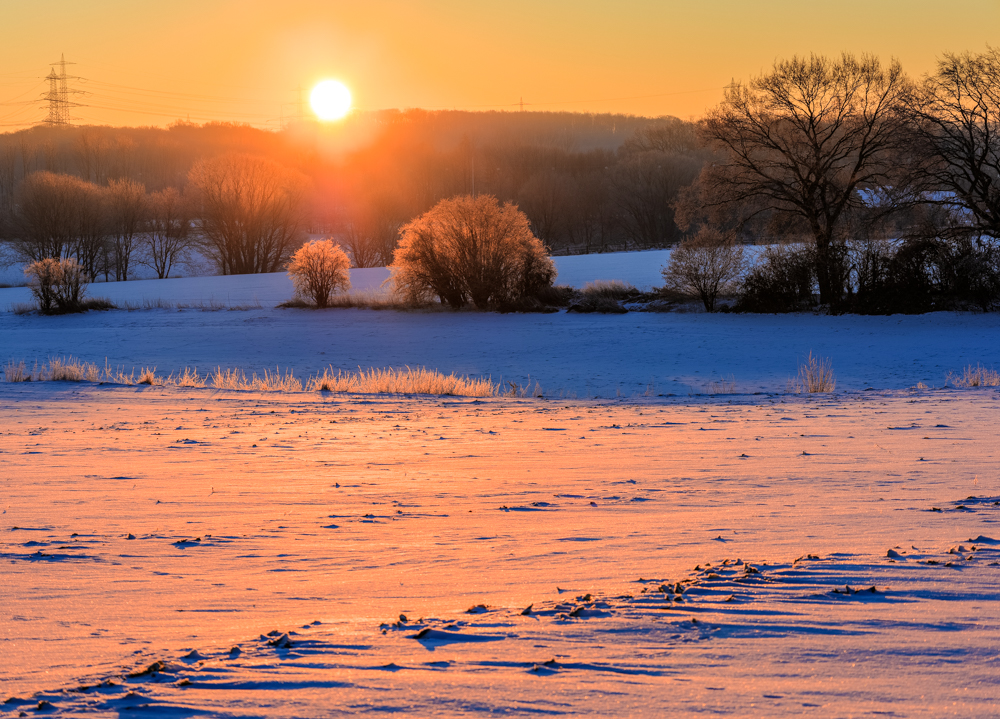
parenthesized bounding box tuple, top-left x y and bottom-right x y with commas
(0, 0, 996, 129)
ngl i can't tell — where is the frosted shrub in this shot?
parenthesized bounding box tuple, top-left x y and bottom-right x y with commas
(24, 257, 90, 313)
(662, 227, 744, 312)
(390, 194, 555, 310)
(286, 239, 351, 308)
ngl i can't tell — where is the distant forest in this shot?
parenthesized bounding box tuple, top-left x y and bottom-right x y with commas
(0, 110, 709, 267)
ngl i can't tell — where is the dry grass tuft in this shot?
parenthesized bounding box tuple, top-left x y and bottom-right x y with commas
(707, 375, 737, 394)
(306, 366, 497, 397)
(208, 367, 248, 391)
(250, 368, 303, 392)
(581, 279, 637, 300)
(46, 356, 102, 382)
(137, 367, 160, 385)
(279, 287, 428, 311)
(793, 352, 836, 393)
(168, 367, 206, 387)
(948, 364, 1000, 388)
(4, 360, 30, 382)
(5, 357, 499, 398)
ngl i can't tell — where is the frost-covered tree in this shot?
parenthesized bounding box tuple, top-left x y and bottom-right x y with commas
(286, 239, 351, 308)
(391, 194, 555, 310)
(662, 227, 744, 312)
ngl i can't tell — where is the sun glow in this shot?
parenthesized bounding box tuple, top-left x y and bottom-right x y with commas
(310, 80, 352, 121)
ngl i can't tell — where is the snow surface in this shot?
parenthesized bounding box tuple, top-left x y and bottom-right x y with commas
(2, 384, 999, 715)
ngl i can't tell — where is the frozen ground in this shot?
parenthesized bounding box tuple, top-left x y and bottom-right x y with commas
(2, 384, 999, 715)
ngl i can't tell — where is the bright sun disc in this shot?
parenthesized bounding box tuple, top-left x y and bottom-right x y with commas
(310, 80, 352, 120)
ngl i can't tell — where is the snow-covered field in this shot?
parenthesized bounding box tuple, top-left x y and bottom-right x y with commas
(3, 249, 1000, 715)
(2, 385, 999, 715)
(1, 250, 998, 396)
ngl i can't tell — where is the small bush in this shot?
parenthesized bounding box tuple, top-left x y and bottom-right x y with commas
(948, 365, 1000, 387)
(532, 284, 576, 307)
(286, 239, 351, 308)
(662, 227, 744, 312)
(568, 294, 629, 314)
(736, 245, 815, 313)
(24, 257, 91, 314)
(792, 352, 836, 393)
(80, 297, 116, 311)
(390, 194, 556, 310)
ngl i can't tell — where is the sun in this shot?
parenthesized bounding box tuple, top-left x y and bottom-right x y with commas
(310, 80, 352, 121)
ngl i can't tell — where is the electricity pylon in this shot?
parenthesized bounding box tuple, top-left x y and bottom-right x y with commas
(43, 54, 81, 125)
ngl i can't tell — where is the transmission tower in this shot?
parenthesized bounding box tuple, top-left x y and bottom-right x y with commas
(43, 54, 81, 125)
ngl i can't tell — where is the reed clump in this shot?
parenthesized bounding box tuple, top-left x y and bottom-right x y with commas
(948, 364, 1000, 388)
(792, 351, 836, 393)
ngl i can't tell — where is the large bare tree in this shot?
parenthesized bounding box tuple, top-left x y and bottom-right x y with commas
(105, 178, 147, 281)
(188, 153, 309, 275)
(144, 187, 193, 279)
(909, 48, 1000, 238)
(688, 53, 910, 305)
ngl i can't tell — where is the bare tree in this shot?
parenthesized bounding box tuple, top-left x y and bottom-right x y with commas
(687, 53, 911, 305)
(8, 172, 90, 263)
(612, 151, 702, 249)
(909, 48, 1000, 238)
(661, 226, 745, 311)
(106, 178, 147, 281)
(73, 183, 109, 281)
(144, 187, 193, 279)
(188, 153, 309, 275)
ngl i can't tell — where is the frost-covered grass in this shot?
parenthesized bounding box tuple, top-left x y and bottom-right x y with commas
(949, 364, 1000, 387)
(3, 356, 500, 397)
(793, 351, 837, 393)
(306, 365, 498, 396)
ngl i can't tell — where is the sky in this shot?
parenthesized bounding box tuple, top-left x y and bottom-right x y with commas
(0, 0, 996, 130)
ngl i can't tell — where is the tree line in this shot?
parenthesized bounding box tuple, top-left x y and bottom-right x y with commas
(678, 49, 1000, 312)
(0, 111, 710, 278)
(3, 48, 1000, 315)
